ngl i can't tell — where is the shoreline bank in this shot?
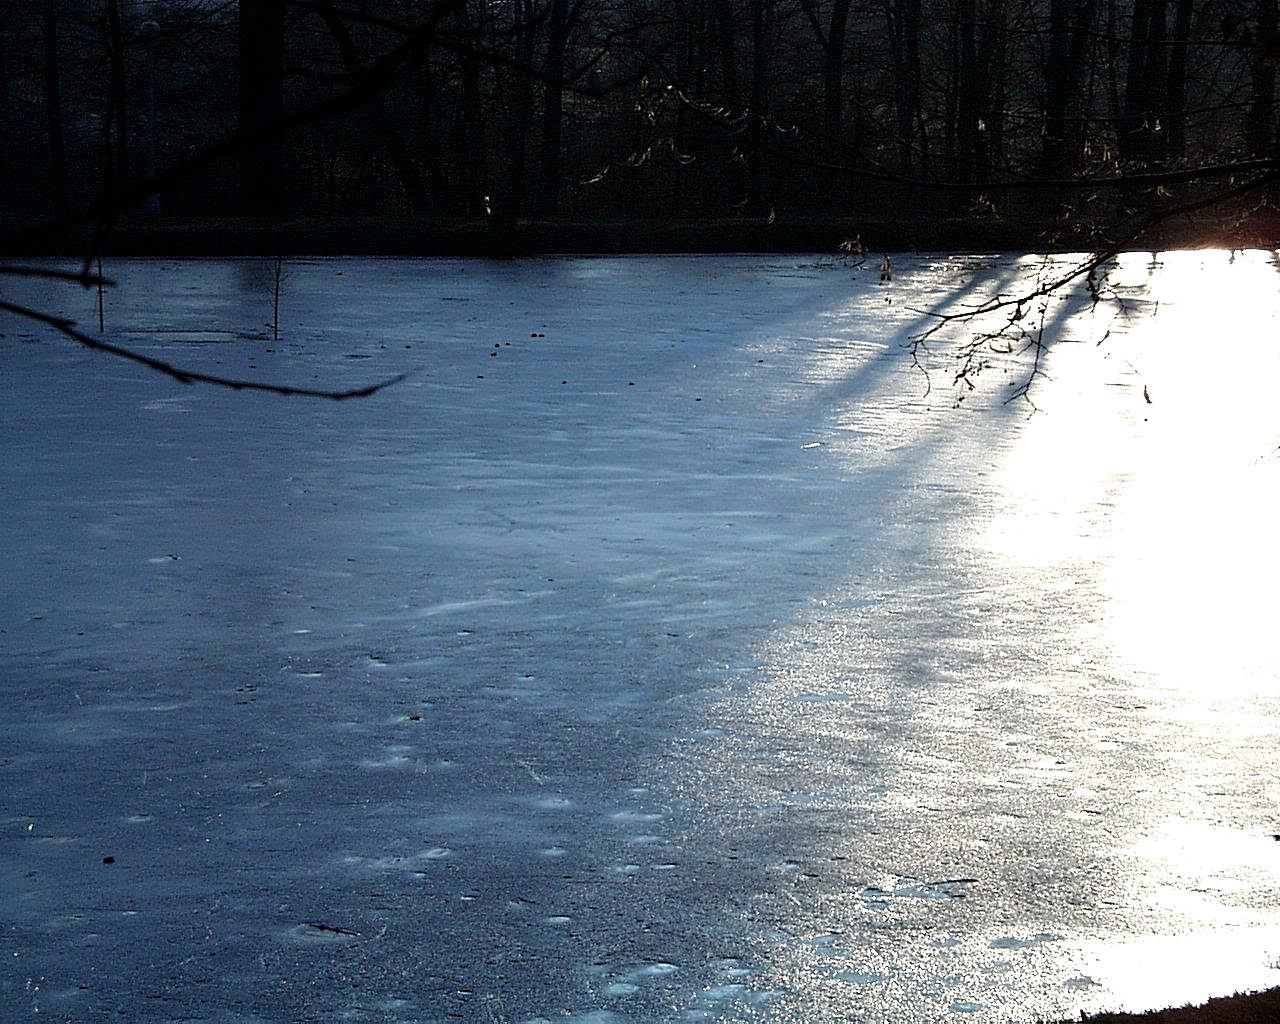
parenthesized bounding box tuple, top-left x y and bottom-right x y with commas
(5, 213, 1278, 259)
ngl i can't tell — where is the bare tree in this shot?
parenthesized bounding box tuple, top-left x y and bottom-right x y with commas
(41, 0, 67, 211)
(239, 0, 286, 212)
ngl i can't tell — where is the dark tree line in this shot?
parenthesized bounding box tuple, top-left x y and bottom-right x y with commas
(2, 0, 1279, 245)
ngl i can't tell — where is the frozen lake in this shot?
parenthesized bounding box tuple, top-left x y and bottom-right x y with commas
(3, 252, 1280, 1023)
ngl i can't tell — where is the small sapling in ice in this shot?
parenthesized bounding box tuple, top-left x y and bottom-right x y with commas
(97, 257, 106, 333)
(271, 256, 285, 341)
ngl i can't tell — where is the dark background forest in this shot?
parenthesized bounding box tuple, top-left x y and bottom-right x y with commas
(3, 0, 1279, 253)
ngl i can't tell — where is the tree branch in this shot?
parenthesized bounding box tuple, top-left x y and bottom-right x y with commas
(1, 300, 408, 400)
(903, 169, 1280, 400)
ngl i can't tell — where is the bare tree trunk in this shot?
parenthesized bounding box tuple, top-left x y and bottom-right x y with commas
(1165, 0, 1193, 159)
(0, 5, 10, 209)
(319, 8, 431, 213)
(955, 0, 979, 182)
(105, 0, 130, 190)
(1247, 0, 1279, 155)
(748, 0, 767, 213)
(456, 0, 487, 217)
(1120, 0, 1168, 162)
(417, 60, 445, 211)
(239, 0, 286, 212)
(985, 11, 1008, 172)
(1042, 0, 1098, 174)
(823, 0, 853, 138)
(887, 0, 922, 173)
(537, 0, 571, 216)
(976, 0, 1007, 178)
(490, 0, 536, 253)
(1147, 0, 1169, 158)
(798, 0, 888, 164)
(42, 0, 66, 211)
(0, 8, 10, 201)
(713, 0, 739, 109)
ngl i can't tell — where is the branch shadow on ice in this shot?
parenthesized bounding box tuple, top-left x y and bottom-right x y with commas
(629, 254, 1162, 1023)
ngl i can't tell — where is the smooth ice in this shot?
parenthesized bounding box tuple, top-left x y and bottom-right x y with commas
(3, 252, 1280, 1023)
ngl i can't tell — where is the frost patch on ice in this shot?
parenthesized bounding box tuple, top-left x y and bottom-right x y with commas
(533, 796, 575, 811)
(359, 749, 413, 769)
(598, 962, 679, 1000)
(604, 982, 640, 996)
(414, 596, 525, 618)
(691, 982, 782, 1010)
(793, 690, 856, 704)
(346, 846, 451, 873)
(32, 834, 75, 845)
(139, 396, 193, 414)
(644, 963, 678, 978)
(837, 969, 889, 985)
(610, 809, 665, 824)
(678, 960, 780, 1018)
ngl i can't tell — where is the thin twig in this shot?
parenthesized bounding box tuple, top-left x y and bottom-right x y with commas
(901, 170, 1280, 400)
(97, 257, 106, 333)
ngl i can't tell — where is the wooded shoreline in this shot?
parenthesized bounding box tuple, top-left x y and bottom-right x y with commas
(5, 213, 1278, 259)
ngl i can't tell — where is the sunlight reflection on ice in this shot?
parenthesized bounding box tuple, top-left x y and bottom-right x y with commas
(977, 249, 1280, 1014)
(988, 251, 1280, 695)
(684, 250, 1280, 1022)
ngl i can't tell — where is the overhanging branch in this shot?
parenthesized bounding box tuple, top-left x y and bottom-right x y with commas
(1, 300, 408, 400)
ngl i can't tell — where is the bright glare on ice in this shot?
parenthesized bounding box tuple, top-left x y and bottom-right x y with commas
(2, 252, 1280, 1023)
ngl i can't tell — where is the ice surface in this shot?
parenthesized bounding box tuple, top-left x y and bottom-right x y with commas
(3, 252, 1280, 1022)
